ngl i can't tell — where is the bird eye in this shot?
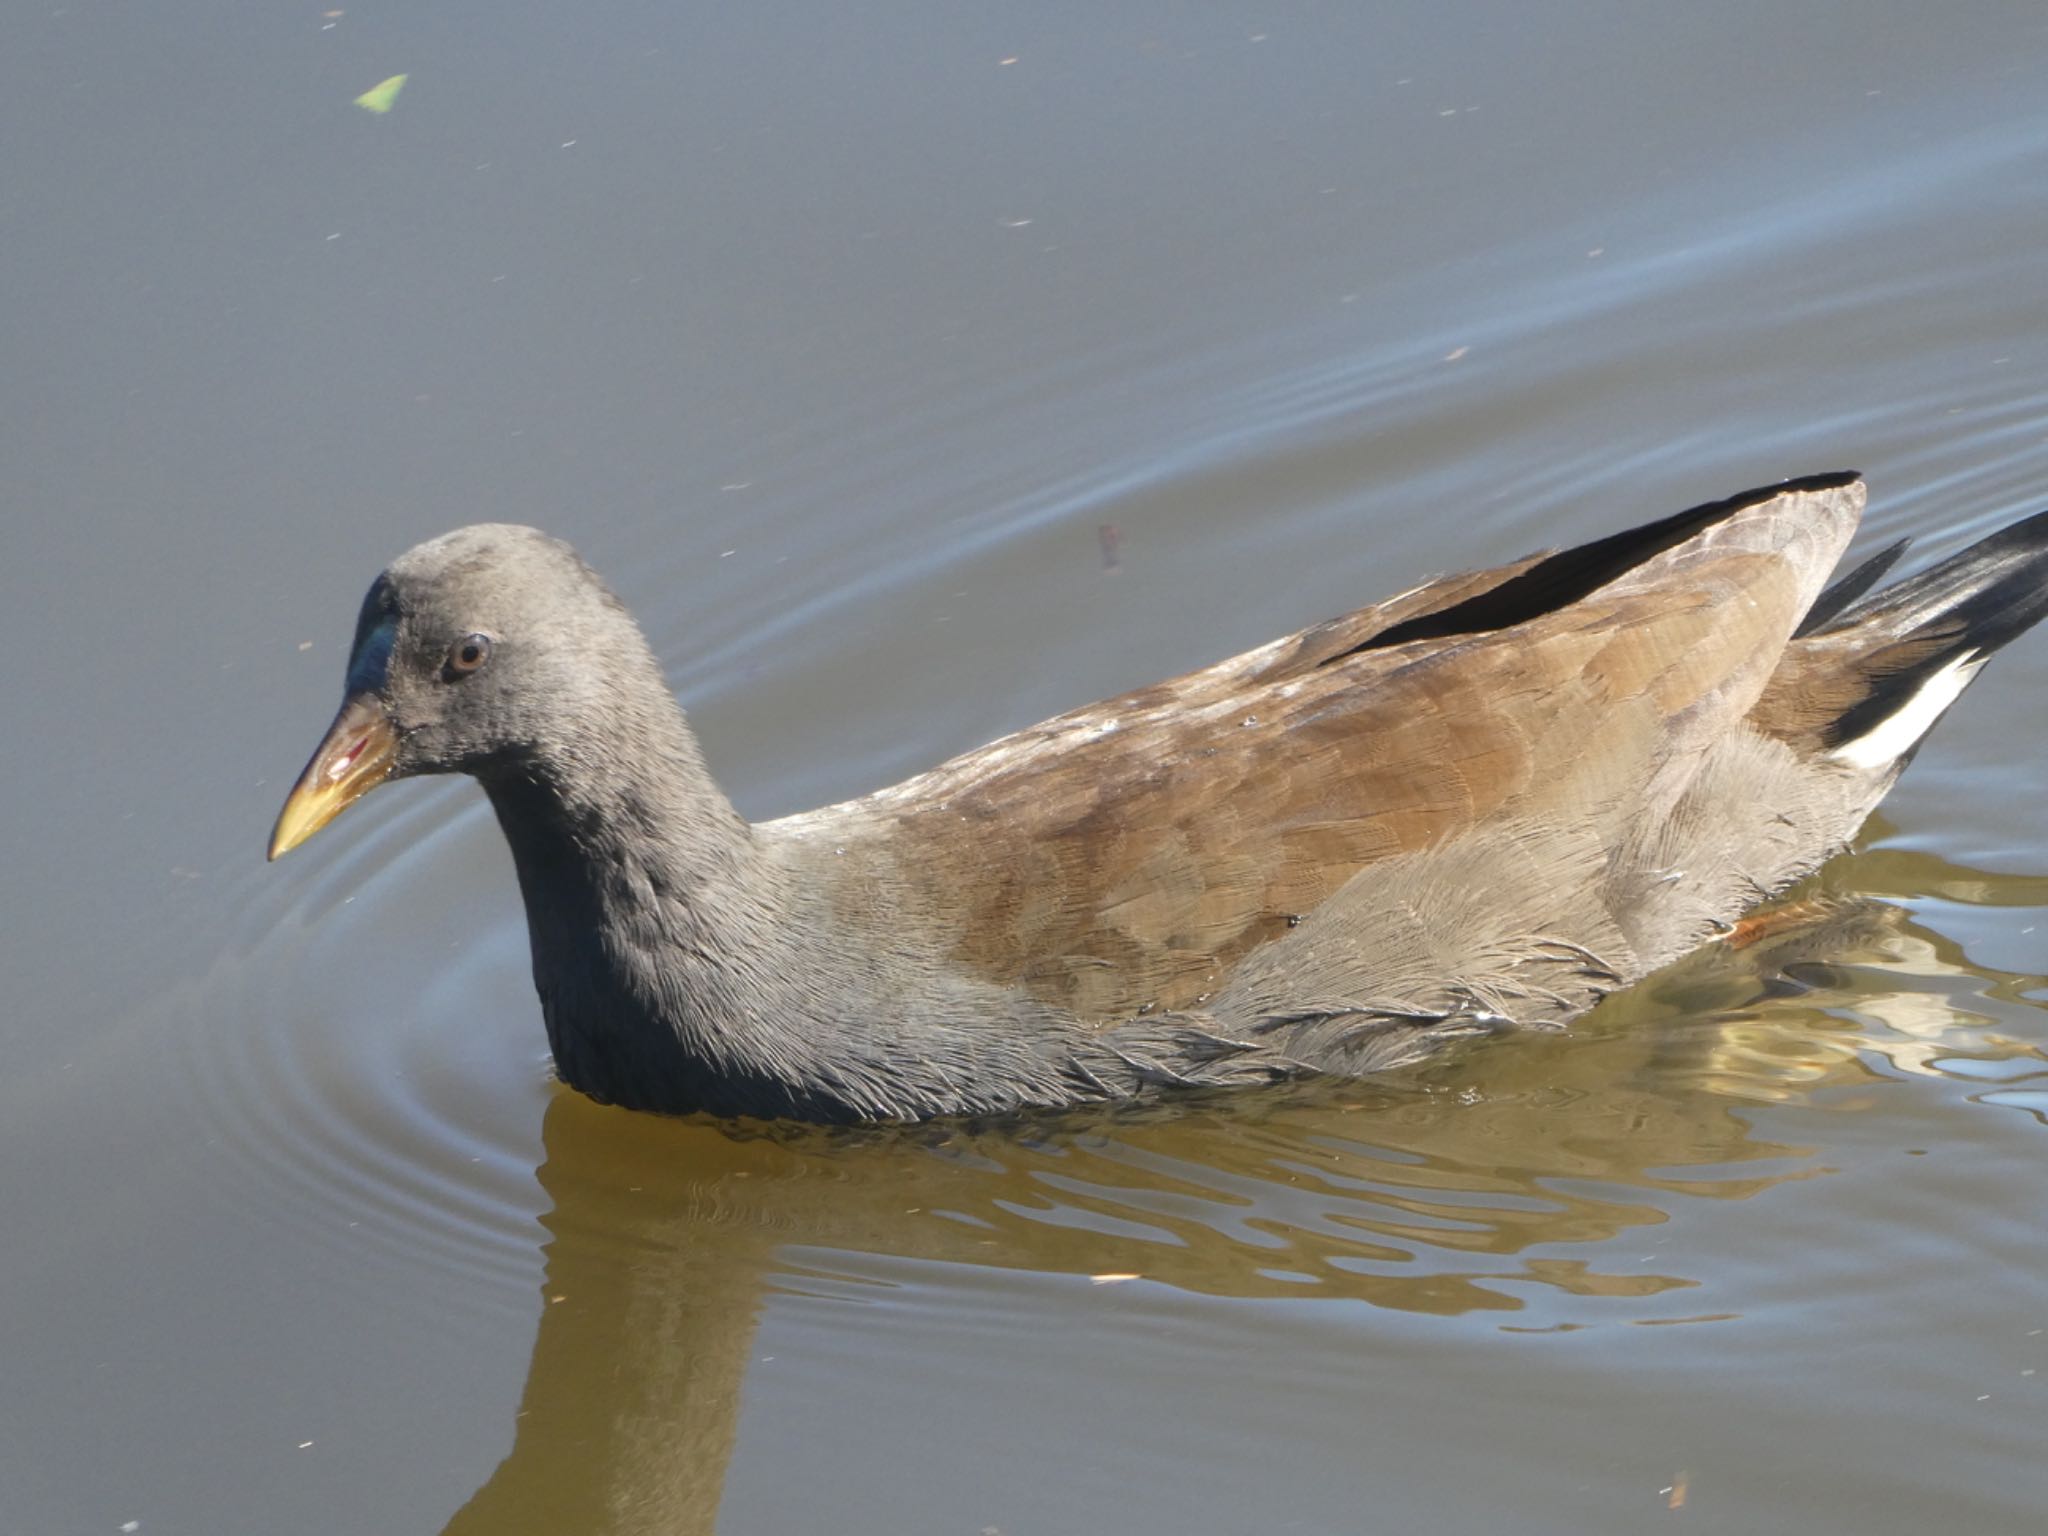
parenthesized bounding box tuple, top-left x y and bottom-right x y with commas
(444, 633, 493, 679)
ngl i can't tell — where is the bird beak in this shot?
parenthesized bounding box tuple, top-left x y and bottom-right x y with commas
(268, 694, 400, 860)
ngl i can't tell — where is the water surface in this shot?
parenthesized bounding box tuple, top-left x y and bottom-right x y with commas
(5, 3, 2048, 1532)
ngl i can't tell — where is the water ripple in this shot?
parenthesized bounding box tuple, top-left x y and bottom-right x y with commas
(189, 788, 550, 1309)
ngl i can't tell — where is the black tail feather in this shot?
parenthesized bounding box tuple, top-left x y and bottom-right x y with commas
(1820, 506, 2048, 751)
(1811, 506, 2048, 641)
(1794, 537, 1910, 637)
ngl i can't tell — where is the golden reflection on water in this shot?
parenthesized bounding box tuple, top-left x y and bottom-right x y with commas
(442, 832, 2046, 1535)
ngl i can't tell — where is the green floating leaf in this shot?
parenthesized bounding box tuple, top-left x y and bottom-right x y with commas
(355, 74, 408, 115)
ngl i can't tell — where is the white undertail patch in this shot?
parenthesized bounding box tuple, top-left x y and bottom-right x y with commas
(1825, 651, 1987, 770)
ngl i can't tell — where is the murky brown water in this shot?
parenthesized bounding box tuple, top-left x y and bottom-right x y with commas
(7, 3, 2048, 1532)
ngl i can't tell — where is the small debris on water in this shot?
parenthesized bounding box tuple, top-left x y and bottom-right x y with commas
(354, 74, 407, 114)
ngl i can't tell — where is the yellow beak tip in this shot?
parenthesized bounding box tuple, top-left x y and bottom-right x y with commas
(268, 696, 399, 864)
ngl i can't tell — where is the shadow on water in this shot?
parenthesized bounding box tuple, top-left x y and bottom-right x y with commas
(441, 826, 2047, 1535)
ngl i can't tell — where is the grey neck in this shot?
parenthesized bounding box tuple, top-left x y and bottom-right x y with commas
(474, 685, 1144, 1122)
(478, 703, 823, 1117)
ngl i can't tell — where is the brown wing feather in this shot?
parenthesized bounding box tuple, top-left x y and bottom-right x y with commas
(1243, 553, 1553, 681)
(775, 480, 1865, 1026)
